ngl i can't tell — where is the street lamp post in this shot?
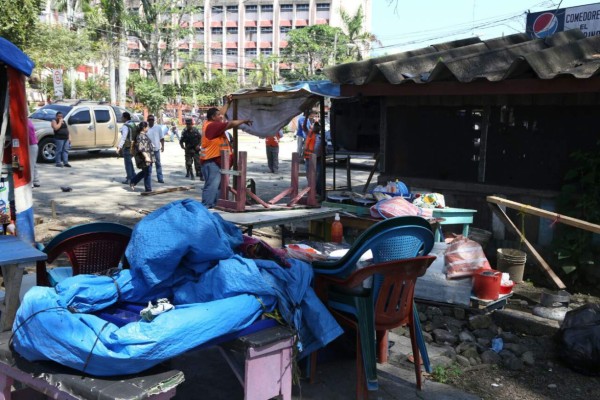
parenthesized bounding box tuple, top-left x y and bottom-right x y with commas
(177, 93, 183, 125)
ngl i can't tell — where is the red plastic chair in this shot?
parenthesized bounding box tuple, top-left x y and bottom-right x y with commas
(313, 256, 436, 400)
(36, 223, 132, 286)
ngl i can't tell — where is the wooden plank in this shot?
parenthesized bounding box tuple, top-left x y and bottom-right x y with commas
(487, 196, 600, 234)
(488, 203, 566, 290)
(362, 154, 381, 195)
(140, 186, 193, 196)
(268, 188, 292, 204)
(246, 189, 271, 208)
(287, 187, 311, 207)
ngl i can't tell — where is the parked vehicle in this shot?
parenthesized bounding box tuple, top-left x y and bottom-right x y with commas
(29, 100, 134, 163)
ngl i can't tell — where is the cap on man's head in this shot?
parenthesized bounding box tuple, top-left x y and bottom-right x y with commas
(147, 114, 155, 120)
(185, 118, 193, 123)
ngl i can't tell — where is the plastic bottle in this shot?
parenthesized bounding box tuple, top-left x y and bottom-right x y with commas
(331, 213, 343, 243)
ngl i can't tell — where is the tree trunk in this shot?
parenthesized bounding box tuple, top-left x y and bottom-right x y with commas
(109, 55, 117, 104)
(118, 33, 127, 107)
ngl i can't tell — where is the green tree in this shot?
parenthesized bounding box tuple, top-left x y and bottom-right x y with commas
(196, 71, 238, 106)
(0, 0, 43, 49)
(125, 0, 196, 87)
(340, 5, 381, 61)
(247, 55, 277, 87)
(25, 24, 93, 73)
(281, 25, 348, 79)
(180, 60, 206, 107)
(134, 78, 166, 115)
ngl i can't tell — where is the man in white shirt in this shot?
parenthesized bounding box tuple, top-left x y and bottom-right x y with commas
(146, 114, 165, 183)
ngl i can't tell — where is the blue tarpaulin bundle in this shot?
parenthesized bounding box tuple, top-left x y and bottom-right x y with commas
(12, 199, 343, 376)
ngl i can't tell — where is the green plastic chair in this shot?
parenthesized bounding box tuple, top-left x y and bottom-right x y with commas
(36, 222, 132, 286)
(311, 216, 434, 398)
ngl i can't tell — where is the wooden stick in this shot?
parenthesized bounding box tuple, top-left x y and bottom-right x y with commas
(246, 189, 271, 208)
(50, 200, 56, 218)
(269, 188, 292, 204)
(140, 186, 193, 196)
(487, 196, 600, 234)
(488, 203, 566, 289)
(287, 187, 311, 207)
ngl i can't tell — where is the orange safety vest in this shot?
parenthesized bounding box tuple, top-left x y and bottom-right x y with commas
(201, 121, 232, 161)
(304, 130, 317, 159)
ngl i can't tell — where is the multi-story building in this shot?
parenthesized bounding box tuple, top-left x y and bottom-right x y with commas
(125, 0, 371, 84)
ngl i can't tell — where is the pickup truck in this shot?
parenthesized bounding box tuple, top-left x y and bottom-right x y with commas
(29, 100, 140, 163)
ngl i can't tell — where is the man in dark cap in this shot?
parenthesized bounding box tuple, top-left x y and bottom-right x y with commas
(180, 118, 203, 180)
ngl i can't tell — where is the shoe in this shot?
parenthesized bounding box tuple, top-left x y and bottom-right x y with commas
(33, 183, 40, 188)
(185, 172, 190, 178)
(191, 175, 195, 181)
(55, 164, 63, 167)
(129, 183, 136, 191)
(158, 180, 165, 183)
(121, 180, 129, 184)
(64, 163, 72, 168)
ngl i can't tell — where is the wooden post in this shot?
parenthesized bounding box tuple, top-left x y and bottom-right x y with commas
(478, 106, 490, 183)
(219, 149, 230, 202)
(232, 99, 238, 172)
(290, 152, 299, 200)
(307, 153, 317, 206)
(487, 202, 566, 289)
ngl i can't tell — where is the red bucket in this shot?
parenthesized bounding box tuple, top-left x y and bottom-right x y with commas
(473, 269, 501, 300)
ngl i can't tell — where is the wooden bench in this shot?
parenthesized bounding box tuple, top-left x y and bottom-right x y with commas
(0, 324, 295, 400)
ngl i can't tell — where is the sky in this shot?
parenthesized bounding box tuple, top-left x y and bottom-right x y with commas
(370, 0, 597, 56)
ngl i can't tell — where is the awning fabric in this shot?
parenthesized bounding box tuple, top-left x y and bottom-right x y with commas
(226, 81, 342, 138)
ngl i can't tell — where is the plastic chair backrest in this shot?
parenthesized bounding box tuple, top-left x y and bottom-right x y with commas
(312, 216, 434, 277)
(36, 223, 132, 286)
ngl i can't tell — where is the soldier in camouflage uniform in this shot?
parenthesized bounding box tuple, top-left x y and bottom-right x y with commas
(180, 118, 203, 180)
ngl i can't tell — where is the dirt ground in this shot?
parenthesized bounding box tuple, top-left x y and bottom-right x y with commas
(28, 132, 600, 399)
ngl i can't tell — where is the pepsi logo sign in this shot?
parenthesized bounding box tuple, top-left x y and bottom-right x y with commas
(533, 12, 559, 38)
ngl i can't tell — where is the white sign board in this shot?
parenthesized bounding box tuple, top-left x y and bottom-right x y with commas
(563, 4, 600, 36)
(53, 69, 64, 99)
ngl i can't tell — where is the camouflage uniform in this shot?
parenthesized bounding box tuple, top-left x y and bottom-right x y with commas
(180, 126, 203, 180)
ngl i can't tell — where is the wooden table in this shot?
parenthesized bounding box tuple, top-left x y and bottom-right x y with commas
(431, 207, 477, 242)
(0, 236, 47, 331)
(216, 207, 341, 245)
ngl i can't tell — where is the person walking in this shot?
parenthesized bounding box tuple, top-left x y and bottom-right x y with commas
(146, 114, 165, 183)
(170, 121, 180, 142)
(296, 110, 315, 162)
(27, 119, 40, 187)
(50, 112, 71, 167)
(116, 112, 137, 184)
(180, 118, 203, 180)
(265, 129, 283, 173)
(129, 121, 155, 193)
(200, 95, 252, 208)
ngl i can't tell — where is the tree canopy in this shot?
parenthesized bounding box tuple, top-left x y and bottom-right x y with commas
(0, 0, 43, 49)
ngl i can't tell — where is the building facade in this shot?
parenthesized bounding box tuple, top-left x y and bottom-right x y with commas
(125, 0, 371, 84)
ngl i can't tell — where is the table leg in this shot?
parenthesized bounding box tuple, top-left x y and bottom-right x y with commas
(279, 224, 285, 247)
(0, 264, 24, 332)
(346, 156, 352, 191)
(462, 224, 470, 237)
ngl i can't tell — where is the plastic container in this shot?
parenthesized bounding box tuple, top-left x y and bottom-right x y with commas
(473, 269, 502, 300)
(497, 248, 527, 283)
(331, 213, 343, 243)
(499, 282, 515, 295)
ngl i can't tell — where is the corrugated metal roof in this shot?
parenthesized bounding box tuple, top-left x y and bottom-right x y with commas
(326, 30, 600, 85)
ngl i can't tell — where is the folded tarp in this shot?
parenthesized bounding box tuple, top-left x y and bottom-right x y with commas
(12, 199, 343, 376)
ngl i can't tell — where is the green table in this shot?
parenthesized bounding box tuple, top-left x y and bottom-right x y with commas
(431, 207, 477, 242)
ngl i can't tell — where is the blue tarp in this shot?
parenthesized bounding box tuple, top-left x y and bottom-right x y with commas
(0, 37, 34, 76)
(272, 80, 342, 98)
(12, 199, 343, 376)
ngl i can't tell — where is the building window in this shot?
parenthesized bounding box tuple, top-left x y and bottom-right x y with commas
(129, 49, 140, 57)
(227, 49, 238, 56)
(260, 26, 273, 34)
(316, 3, 330, 11)
(228, 69, 237, 73)
(226, 27, 238, 34)
(245, 5, 257, 12)
(196, 49, 205, 56)
(280, 4, 293, 12)
(296, 4, 309, 11)
(212, 6, 223, 14)
(195, 27, 204, 34)
(226, 5, 238, 13)
(211, 27, 223, 35)
(212, 48, 223, 55)
(245, 48, 257, 56)
(280, 26, 291, 33)
(178, 48, 189, 53)
(245, 27, 257, 34)
(261, 5, 273, 12)
(260, 48, 272, 55)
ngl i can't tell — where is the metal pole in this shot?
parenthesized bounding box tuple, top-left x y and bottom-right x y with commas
(319, 97, 326, 201)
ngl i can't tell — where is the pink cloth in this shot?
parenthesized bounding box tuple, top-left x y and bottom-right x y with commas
(27, 119, 38, 145)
